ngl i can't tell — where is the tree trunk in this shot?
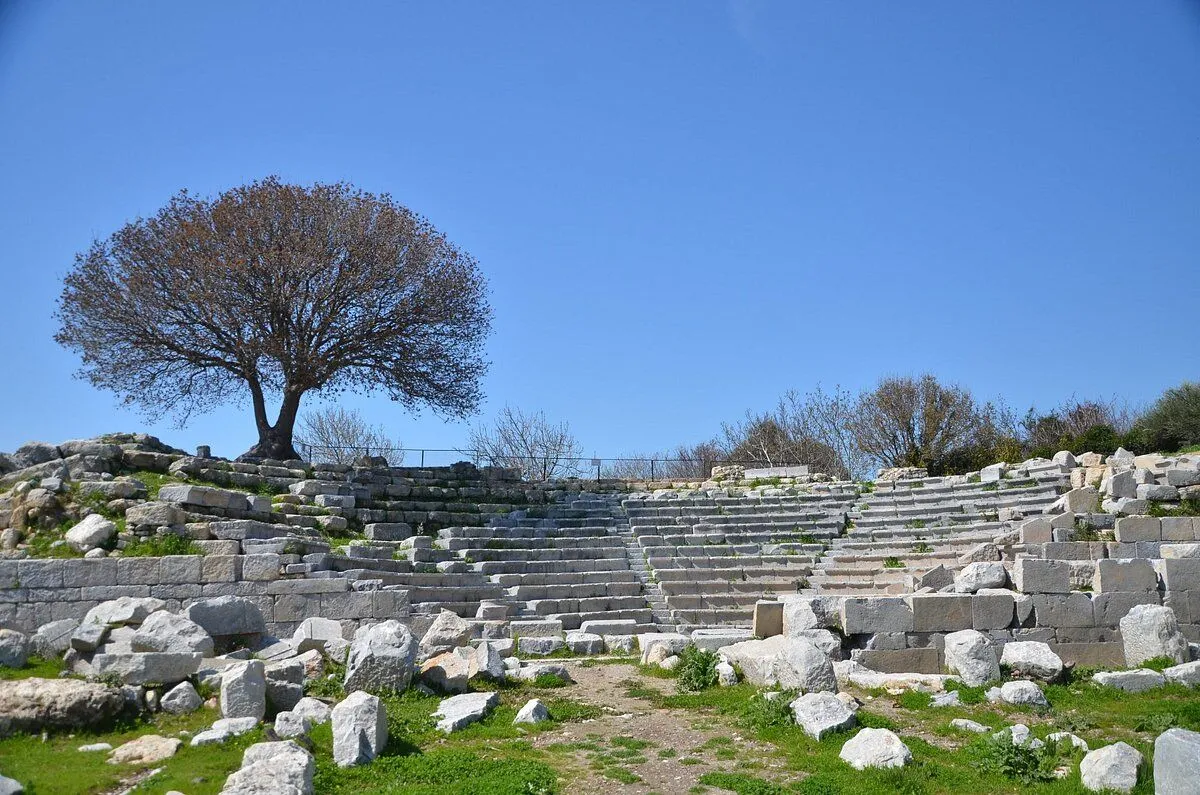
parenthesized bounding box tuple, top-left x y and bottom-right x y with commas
(239, 384, 304, 461)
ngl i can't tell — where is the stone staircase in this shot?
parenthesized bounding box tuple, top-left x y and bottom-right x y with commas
(624, 486, 859, 629)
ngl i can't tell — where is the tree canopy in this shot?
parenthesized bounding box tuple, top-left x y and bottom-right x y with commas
(55, 178, 491, 460)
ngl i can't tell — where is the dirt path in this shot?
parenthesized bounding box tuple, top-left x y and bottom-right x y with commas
(532, 663, 790, 794)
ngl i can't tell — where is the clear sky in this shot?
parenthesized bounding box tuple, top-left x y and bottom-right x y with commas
(1, 1, 1198, 463)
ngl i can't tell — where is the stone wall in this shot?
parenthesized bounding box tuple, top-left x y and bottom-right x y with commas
(0, 553, 409, 637)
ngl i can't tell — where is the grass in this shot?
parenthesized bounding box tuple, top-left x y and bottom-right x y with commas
(121, 533, 202, 557)
(1148, 499, 1200, 518)
(0, 704, 255, 795)
(882, 556, 905, 569)
(0, 655, 65, 681)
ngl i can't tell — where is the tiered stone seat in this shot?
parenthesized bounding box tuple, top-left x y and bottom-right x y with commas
(808, 471, 1068, 594)
(625, 488, 858, 628)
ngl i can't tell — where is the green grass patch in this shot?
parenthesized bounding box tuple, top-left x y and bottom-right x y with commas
(0, 655, 66, 681)
(121, 533, 202, 557)
(699, 771, 785, 795)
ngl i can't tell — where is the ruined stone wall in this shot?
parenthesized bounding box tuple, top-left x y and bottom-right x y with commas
(0, 553, 409, 637)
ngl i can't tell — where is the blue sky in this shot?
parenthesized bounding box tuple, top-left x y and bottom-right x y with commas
(1, 1, 1197, 462)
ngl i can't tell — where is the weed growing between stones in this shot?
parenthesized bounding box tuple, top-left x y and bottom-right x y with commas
(676, 646, 720, 692)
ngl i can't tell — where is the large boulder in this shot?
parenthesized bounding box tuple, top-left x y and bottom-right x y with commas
(1154, 728, 1200, 795)
(0, 678, 124, 735)
(419, 610, 472, 658)
(943, 630, 1000, 687)
(1080, 742, 1142, 793)
(1000, 641, 1063, 682)
(343, 620, 418, 694)
(0, 629, 29, 669)
(718, 636, 836, 692)
(30, 619, 78, 659)
(1120, 605, 1188, 666)
(132, 611, 214, 656)
(839, 728, 912, 770)
(790, 691, 857, 740)
(160, 681, 203, 715)
(953, 562, 1009, 593)
(222, 740, 315, 795)
(83, 597, 166, 627)
(332, 691, 388, 767)
(419, 650, 472, 694)
(65, 514, 116, 553)
(221, 660, 266, 721)
(182, 596, 266, 639)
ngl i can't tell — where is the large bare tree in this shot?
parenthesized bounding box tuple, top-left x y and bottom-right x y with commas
(55, 178, 491, 460)
(850, 374, 983, 471)
(468, 406, 583, 481)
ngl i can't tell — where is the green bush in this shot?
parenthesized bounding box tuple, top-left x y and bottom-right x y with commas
(675, 647, 719, 692)
(967, 732, 1060, 784)
(1139, 382, 1200, 453)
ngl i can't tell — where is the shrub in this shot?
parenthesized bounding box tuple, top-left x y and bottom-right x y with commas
(675, 647, 719, 692)
(882, 557, 904, 569)
(1139, 382, 1200, 453)
(968, 733, 1060, 784)
(739, 690, 796, 731)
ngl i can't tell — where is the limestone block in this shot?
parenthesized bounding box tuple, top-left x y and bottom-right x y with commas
(1092, 592, 1160, 627)
(718, 636, 836, 692)
(1162, 517, 1199, 542)
(1164, 559, 1200, 592)
(1061, 487, 1100, 514)
(781, 595, 842, 633)
(344, 620, 417, 694)
(1020, 517, 1052, 544)
(838, 728, 912, 770)
(1013, 558, 1070, 594)
(1115, 516, 1161, 543)
(1154, 728, 1200, 795)
(434, 691, 498, 733)
(1080, 742, 1142, 793)
(971, 592, 1016, 630)
(840, 597, 913, 634)
(91, 652, 202, 685)
(513, 698, 550, 724)
(908, 594, 972, 632)
(293, 696, 332, 725)
(131, 611, 214, 656)
(1031, 593, 1094, 628)
(1105, 470, 1137, 500)
(183, 596, 266, 637)
(221, 660, 266, 720)
(790, 691, 856, 739)
(999, 680, 1048, 706)
(1000, 641, 1063, 681)
(1121, 604, 1188, 666)
(160, 681, 202, 715)
(954, 562, 1009, 593)
(1163, 660, 1200, 686)
(565, 632, 604, 655)
(332, 690, 387, 767)
(1093, 559, 1159, 593)
(65, 515, 116, 553)
(752, 600, 783, 637)
(943, 630, 1000, 686)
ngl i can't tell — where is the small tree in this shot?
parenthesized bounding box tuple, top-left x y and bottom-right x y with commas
(55, 178, 491, 460)
(851, 374, 983, 471)
(468, 406, 584, 481)
(295, 406, 404, 465)
(1137, 382, 1200, 453)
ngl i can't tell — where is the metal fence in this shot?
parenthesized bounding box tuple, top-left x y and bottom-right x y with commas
(295, 443, 806, 481)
